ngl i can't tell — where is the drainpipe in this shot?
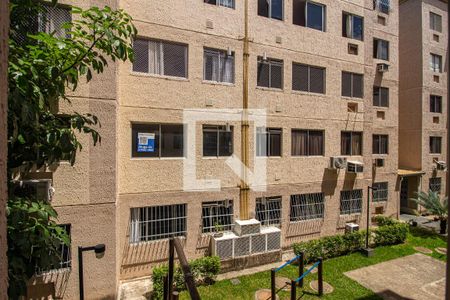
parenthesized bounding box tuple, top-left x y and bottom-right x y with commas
(239, 0, 250, 220)
(446, 1, 450, 298)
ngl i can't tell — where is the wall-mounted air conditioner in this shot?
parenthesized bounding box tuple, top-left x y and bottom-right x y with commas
(330, 157, 347, 169)
(347, 161, 364, 173)
(377, 63, 389, 73)
(233, 219, 261, 236)
(436, 161, 447, 171)
(345, 223, 359, 233)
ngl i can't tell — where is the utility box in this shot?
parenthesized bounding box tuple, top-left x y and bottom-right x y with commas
(345, 223, 359, 233)
(233, 219, 261, 236)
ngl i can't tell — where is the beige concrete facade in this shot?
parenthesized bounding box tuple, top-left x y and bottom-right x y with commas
(399, 0, 448, 213)
(33, 0, 400, 298)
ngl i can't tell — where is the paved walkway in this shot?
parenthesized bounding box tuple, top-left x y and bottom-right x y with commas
(345, 253, 445, 300)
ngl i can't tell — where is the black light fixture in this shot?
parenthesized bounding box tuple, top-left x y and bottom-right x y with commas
(362, 186, 377, 257)
(78, 244, 106, 300)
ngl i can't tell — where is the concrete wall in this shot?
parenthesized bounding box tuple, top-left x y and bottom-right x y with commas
(0, 0, 8, 297)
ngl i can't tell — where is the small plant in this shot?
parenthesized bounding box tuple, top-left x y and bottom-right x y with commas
(411, 190, 448, 234)
(213, 222, 225, 236)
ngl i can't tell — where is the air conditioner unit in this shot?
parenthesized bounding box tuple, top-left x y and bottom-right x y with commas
(377, 63, 389, 73)
(233, 219, 261, 236)
(345, 223, 359, 233)
(347, 161, 364, 173)
(374, 158, 385, 167)
(211, 232, 235, 259)
(330, 157, 347, 169)
(12, 179, 54, 202)
(436, 161, 447, 171)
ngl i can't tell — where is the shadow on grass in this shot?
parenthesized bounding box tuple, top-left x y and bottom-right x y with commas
(356, 289, 414, 300)
(409, 226, 447, 243)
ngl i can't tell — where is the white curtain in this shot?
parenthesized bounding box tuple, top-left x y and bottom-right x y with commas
(219, 0, 234, 8)
(222, 55, 234, 83)
(130, 208, 141, 243)
(149, 41, 163, 75)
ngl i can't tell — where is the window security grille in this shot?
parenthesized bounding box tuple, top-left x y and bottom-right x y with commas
(257, 58, 283, 89)
(292, 63, 325, 94)
(374, 39, 389, 61)
(130, 204, 187, 243)
(204, 0, 235, 9)
(290, 193, 325, 222)
(430, 95, 442, 113)
(430, 12, 442, 32)
(342, 72, 363, 98)
(132, 39, 188, 78)
(372, 182, 388, 202)
(429, 178, 442, 193)
(430, 54, 442, 73)
(37, 224, 71, 274)
(343, 13, 364, 41)
(204, 48, 234, 83)
(373, 134, 389, 154)
(256, 127, 282, 157)
(373, 86, 389, 107)
(255, 196, 282, 226)
(430, 136, 442, 154)
(340, 190, 363, 215)
(373, 0, 390, 14)
(202, 200, 234, 233)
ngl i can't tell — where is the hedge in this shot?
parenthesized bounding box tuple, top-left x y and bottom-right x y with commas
(151, 256, 220, 299)
(293, 219, 408, 263)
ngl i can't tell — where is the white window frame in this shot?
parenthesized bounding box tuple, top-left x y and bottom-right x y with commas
(290, 193, 325, 222)
(430, 54, 442, 73)
(372, 182, 388, 202)
(340, 190, 363, 215)
(306, 1, 326, 32)
(201, 200, 234, 233)
(203, 48, 235, 84)
(255, 196, 282, 226)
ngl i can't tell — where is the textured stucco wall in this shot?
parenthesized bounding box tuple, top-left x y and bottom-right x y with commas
(0, 0, 8, 298)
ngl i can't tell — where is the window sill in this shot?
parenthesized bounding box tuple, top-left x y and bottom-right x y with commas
(256, 156, 283, 159)
(202, 80, 235, 87)
(342, 96, 363, 101)
(339, 213, 361, 217)
(289, 218, 324, 224)
(291, 155, 325, 158)
(291, 90, 326, 97)
(202, 156, 233, 160)
(37, 267, 71, 276)
(374, 106, 389, 110)
(130, 72, 189, 82)
(130, 236, 186, 246)
(256, 86, 284, 93)
(130, 157, 186, 160)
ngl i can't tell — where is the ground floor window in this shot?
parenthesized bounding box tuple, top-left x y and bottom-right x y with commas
(130, 204, 187, 243)
(290, 193, 325, 222)
(255, 196, 282, 226)
(202, 200, 233, 233)
(37, 224, 71, 273)
(429, 177, 442, 194)
(340, 190, 363, 215)
(372, 182, 388, 202)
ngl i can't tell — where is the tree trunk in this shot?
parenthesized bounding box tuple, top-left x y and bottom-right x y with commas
(440, 219, 447, 235)
(0, 0, 9, 297)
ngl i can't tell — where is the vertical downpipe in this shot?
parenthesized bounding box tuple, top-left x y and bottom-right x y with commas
(446, 1, 450, 298)
(240, 0, 250, 220)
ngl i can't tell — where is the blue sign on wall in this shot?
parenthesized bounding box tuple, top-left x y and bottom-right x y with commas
(137, 132, 155, 152)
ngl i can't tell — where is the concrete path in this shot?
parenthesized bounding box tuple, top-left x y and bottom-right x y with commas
(345, 253, 445, 300)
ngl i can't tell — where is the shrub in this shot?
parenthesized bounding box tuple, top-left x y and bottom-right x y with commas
(151, 256, 221, 299)
(374, 223, 409, 246)
(374, 215, 398, 226)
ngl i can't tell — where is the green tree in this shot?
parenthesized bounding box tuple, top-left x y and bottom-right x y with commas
(412, 190, 448, 234)
(7, 1, 136, 297)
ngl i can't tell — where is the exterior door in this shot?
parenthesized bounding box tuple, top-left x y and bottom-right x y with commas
(400, 178, 409, 210)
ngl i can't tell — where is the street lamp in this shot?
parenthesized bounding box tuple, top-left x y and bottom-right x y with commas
(362, 186, 377, 257)
(78, 244, 106, 300)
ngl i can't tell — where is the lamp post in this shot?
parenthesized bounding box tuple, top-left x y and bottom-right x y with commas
(78, 244, 106, 300)
(362, 186, 377, 257)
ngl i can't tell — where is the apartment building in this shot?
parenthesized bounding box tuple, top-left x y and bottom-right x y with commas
(26, 0, 399, 298)
(399, 0, 447, 214)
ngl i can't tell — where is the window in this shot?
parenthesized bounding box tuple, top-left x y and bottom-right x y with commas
(132, 39, 188, 78)
(429, 178, 442, 193)
(130, 204, 187, 243)
(38, 5, 72, 38)
(291, 130, 324, 156)
(293, 1, 326, 32)
(258, 0, 283, 20)
(257, 57, 283, 89)
(38, 224, 71, 273)
(340, 190, 363, 215)
(430, 95, 442, 113)
(202, 200, 234, 233)
(342, 72, 363, 98)
(343, 13, 363, 41)
(203, 125, 233, 157)
(256, 128, 282, 157)
(341, 132, 362, 156)
(372, 182, 388, 202)
(292, 63, 325, 94)
(373, 134, 389, 154)
(374, 39, 389, 60)
(204, 48, 234, 84)
(373, 0, 390, 14)
(430, 54, 442, 72)
(256, 196, 282, 226)
(373, 86, 389, 107)
(132, 124, 184, 158)
(430, 136, 442, 154)
(430, 12, 442, 32)
(204, 0, 235, 9)
(290, 193, 325, 221)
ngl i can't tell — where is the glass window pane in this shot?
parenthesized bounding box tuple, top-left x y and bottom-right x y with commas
(307, 2, 324, 31)
(258, 0, 269, 17)
(132, 39, 149, 73)
(271, 0, 283, 20)
(269, 130, 282, 156)
(163, 42, 187, 78)
(309, 67, 325, 94)
(219, 130, 233, 156)
(132, 124, 160, 158)
(161, 125, 184, 157)
(342, 72, 352, 97)
(352, 74, 363, 98)
(353, 15, 363, 40)
(292, 63, 309, 92)
(203, 128, 218, 156)
(257, 60, 270, 87)
(270, 62, 283, 89)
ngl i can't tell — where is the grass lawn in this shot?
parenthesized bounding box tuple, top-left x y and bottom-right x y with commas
(179, 227, 447, 300)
